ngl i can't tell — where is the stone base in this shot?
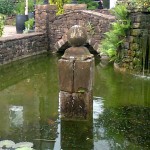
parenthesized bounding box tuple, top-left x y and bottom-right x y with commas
(59, 91, 93, 120)
(63, 4, 87, 13)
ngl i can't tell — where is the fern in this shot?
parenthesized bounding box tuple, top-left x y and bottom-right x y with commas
(99, 3, 130, 60)
(111, 4, 128, 20)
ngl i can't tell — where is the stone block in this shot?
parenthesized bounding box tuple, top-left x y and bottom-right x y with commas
(58, 59, 73, 92)
(63, 4, 87, 12)
(130, 43, 139, 51)
(132, 23, 141, 28)
(59, 91, 93, 119)
(131, 29, 141, 36)
(123, 42, 129, 49)
(74, 59, 94, 92)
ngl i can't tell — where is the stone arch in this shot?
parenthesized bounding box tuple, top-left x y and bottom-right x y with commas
(54, 35, 100, 54)
(48, 10, 115, 53)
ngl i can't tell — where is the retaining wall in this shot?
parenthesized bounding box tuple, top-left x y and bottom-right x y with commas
(0, 32, 48, 65)
(118, 9, 150, 74)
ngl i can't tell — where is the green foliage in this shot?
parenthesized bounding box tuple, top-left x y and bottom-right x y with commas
(14, 0, 34, 14)
(99, 3, 130, 61)
(0, 14, 5, 37)
(0, 0, 15, 15)
(28, 0, 34, 12)
(36, 0, 43, 4)
(77, 0, 98, 10)
(103, 0, 109, 8)
(24, 18, 34, 33)
(50, 0, 71, 15)
(110, 4, 128, 20)
(127, 0, 150, 9)
(15, 0, 25, 14)
(25, 18, 34, 30)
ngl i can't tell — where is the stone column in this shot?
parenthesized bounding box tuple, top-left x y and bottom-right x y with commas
(35, 4, 57, 33)
(35, 4, 57, 50)
(58, 25, 95, 120)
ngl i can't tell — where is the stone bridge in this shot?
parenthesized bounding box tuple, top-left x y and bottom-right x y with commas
(35, 5, 115, 53)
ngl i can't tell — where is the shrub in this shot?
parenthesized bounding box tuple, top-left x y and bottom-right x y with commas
(77, 0, 98, 10)
(25, 18, 34, 30)
(14, 0, 25, 14)
(0, 0, 15, 15)
(127, 0, 150, 9)
(28, 0, 34, 12)
(50, 0, 71, 15)
(0, 14, 5, 37)
(99, 3, 130, 61)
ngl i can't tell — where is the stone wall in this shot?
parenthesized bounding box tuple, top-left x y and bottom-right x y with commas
(34, 4, 115, 52)
(0, 4, 115, 65)
(35, 4, 57, 33)
(118, 9, 150, 74)
(49, 10, 115, 52)
(0, 33, 48, 65)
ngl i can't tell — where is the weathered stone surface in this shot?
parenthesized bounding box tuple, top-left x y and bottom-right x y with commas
(0, 33, 48, 65)
(74, 59, 94, 92)
(48, 10, 115, 52)
(58, 59, 74, 92)
(123, 42, 129, 49)
(35, 4, 57, 33)
(130, 43, 139, 51)
(63, 4, 87, 13)
(58, 25, 94, 119)
(59, 91, 93, 119)
(62, 47, 93, 60)
(67, 25, 87, 47)
(131, 29, 141, 36)
(118, 9, 150, 73)
(132, 23, 141, 28)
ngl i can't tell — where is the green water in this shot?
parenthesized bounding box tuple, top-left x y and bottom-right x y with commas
(0, 54, 149, 150)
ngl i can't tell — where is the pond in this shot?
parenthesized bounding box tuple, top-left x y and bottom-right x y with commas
(0, 53, 149, 150)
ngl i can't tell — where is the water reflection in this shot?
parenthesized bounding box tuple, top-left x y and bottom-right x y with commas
(0, 54, 149, 150)
(61, 119, 93, 150)
(93, 97, 150, 150)
(9, 106, 24, 127)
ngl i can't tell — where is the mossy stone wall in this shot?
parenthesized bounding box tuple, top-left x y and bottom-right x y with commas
(119, 9, 150, 74)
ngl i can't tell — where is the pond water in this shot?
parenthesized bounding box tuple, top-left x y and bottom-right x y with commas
(0, 53, 149, 150)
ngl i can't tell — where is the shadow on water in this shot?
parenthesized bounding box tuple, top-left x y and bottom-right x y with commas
(0, 54, 149, 150)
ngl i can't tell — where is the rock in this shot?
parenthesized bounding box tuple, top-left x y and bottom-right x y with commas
(67, 25, 87, 47)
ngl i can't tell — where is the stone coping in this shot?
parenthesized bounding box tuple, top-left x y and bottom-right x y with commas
(0, 32, 45, 42)
(81, 10, 115, 20)
(58, 10, 115, 20)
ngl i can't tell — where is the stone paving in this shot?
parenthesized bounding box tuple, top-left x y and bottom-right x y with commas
(2, 25, 18, 37)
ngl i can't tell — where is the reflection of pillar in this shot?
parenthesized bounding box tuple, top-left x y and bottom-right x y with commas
(58, 25, 94, 120)
(61, 119, 93, 149)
